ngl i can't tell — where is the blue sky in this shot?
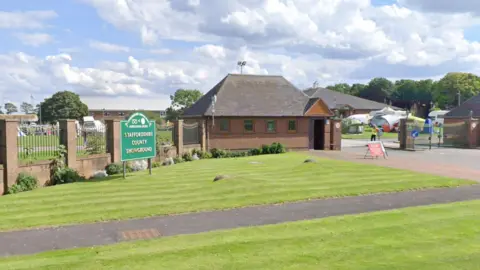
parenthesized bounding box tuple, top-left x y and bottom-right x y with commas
(1, 0, 479, 110)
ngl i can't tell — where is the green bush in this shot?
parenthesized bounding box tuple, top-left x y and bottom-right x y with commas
(52, 167, 85, 185)
(269, 142, 286, 154)
(105, 163, 123, 175)
(248, 148, 262, 156)
(85, 135, 105, 155)
(261, 144, 271, 154)
(210, 148, 229, 159)
(152, 161, 162, 168)
(7, 173, 38, 194)
(173, 156, 184, 164)
(192, 149, 211, 159)
(182, 152, 193, 162)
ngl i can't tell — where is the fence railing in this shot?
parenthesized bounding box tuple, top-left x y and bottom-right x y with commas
(406, 121, 469, 149)
(183, 122, 200, 145)
(17, 125, 60, 162)
(77, 124, 107, 156)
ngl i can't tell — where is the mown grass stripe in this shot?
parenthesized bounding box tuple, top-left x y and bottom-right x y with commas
(0, 153, 474, 231)
(0, 200, 479, 269)
(0, 176, 463, 215)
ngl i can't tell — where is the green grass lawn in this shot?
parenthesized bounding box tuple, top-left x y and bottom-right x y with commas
(1, 200, 479, 269)
(0, 153, 474, 231)
(342, 126, 399, 140)
(157, 129, 172, 141)
(342, 132, 398, 140)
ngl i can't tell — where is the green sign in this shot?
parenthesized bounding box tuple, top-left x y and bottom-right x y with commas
(120, 112, 156, 162)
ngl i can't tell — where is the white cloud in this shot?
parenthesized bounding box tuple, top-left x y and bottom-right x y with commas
(4, 0, 480, 110)
(0, 10, 57, 29)
(13, 32, 53, 47)
(194, 44, 227, 60)
(88, 40, 130, 53)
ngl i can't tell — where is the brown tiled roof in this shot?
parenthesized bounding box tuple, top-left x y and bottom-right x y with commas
(183, 74, 311, 117)
(305, 87, 400, 110)
(445, 94, 480, 118)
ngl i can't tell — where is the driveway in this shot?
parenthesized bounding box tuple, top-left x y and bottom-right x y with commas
(319, 140, 480, 182)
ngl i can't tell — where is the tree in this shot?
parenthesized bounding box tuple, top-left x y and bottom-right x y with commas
(20, 102, 35, 114)
(326, 83, 351, 94)
(349, 83, 366, 96)
(166, 89, 203, 121)
(359, 78, 394, 103)
(433, 72, 480, 109)
(40, 91, 89, 124)
(4, 103, 18, 114)
(0, 105, 4, 115)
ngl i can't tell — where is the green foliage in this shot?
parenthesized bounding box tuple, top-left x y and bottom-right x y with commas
(248, 143, 286, 156)
(7, 173, 38, 194)
(192, 149, 211, 159)
(40, 91, 89, 124)
(53, 168, 85, 185)
(20, 102, 35, 114)
(152, 161, 162, 168)
(166, 89, 203, 121)
(248, 148, 262, 156)
(269, 142, 286, 154)
(173, 156, 184, 163)
(261, 144, 271, 154)
(182, 152, 193, 162)
(210, 148, 229, 159)
(433, 72, 480, 108)
(105, 163, 123, 175)
(85, 135, 105, 155)
(4, 102, 18, 115)
(49, 145, 85, 185)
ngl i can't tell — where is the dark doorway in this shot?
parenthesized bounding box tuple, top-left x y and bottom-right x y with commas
(313, 119, 325, 150)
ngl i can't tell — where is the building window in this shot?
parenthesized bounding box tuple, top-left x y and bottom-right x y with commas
(244, 120, 254, 132)
(119, 112, 125, 116)
(220, 119, 229, 131)
(266, 120, 276, 132)
(288, 120, 297, 132)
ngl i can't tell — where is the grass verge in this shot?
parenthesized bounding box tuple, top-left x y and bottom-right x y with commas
(1, 200, 479, 269)
(0, 152, 475, 231)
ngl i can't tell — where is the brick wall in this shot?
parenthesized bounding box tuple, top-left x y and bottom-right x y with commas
(208, 117, 309, 150)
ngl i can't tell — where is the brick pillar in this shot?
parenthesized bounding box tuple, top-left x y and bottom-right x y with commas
(174, 120, 183, 156)
(323, 119, 331, 150)
(0, 120, 18, 194)
(467, 119, 479, 148)
(330, 119, 342, 151)
(105, 119, 120, 163)
(200, 119, 206, 152)
(399, 119, 406, 149)
(59, 120, 77, 169)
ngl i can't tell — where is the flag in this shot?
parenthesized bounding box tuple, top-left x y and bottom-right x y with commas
(30, 94, 34, 100)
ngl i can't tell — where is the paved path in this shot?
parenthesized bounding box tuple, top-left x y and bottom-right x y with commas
(1, 185, 479, 257)
(317, 145, 480, 182)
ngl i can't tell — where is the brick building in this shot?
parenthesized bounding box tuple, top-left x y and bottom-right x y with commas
(182, 74, 341, 151)
(88, 109, 166, 120)
(442, 94, 480, 148)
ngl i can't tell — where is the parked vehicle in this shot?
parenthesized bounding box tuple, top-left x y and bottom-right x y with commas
(428, 110, 449, 126)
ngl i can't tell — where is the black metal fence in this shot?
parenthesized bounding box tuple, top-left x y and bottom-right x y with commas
(407, 121, 469, 149)
(17, 124, 60, 162)
(183, 122, 200, 145)
(77, 123, 107, 156)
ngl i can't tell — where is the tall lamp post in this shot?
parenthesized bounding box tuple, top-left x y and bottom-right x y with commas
(237, 61, 246, 74)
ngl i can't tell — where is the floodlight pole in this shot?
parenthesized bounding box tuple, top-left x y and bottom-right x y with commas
(237, 61, 246, 74)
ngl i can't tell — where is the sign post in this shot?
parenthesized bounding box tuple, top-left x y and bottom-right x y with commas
(120, 112, 156, 178)
(410, 129, 419, 150)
